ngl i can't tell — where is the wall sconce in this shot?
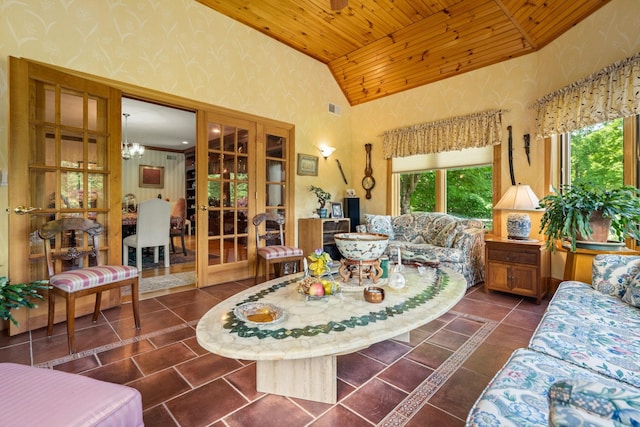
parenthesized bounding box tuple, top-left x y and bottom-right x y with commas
(318, 146, 336, 159)
(493, 184, 542, 240)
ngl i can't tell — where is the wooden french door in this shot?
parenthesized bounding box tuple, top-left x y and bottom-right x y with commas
(197, 113, 296, 285)
(8, 58, 122, 334)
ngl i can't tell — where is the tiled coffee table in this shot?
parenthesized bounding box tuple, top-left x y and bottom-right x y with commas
(196, 267, 466, 403)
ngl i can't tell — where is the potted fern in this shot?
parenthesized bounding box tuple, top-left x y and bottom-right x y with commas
(538, 183, 640, 252)
(0, 277, 49, 326)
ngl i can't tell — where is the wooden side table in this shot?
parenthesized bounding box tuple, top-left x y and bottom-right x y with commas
(484, 238, 550, 304)
(561, 244, 639, 283)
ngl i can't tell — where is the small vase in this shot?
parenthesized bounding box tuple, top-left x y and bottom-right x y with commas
(318, 208, 328, 218)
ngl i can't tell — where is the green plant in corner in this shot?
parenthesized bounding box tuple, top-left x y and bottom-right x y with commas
(538, 183, 640, 252)
(0, 276, 50, 326)
(309, 185, 331, 208)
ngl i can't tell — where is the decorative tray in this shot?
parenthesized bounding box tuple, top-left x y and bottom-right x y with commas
(233, 302, 286, 327)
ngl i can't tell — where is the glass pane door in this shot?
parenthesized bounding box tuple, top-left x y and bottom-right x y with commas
(203, 115, 253, 274)
(9, 58, 120, 334)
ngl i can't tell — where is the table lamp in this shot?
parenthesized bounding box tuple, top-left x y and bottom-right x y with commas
(494, 184, 541, 240)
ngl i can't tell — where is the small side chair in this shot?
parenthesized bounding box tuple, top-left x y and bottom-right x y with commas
(38, 217, 140, 354)
(253, 212, 304, 284)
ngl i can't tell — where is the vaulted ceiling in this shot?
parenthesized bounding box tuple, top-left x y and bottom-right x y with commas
(197, 0, 610, 105)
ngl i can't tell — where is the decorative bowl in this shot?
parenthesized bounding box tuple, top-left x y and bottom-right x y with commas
(233, 302, 285, 326)
(364, 286, 385, 303)
(334, 232, 389, 261)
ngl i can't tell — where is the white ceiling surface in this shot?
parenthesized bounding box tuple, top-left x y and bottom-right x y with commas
(122, 98, 196, 150)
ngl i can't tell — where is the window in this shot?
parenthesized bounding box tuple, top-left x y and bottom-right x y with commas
(561, 118, 624, 189)
(396, 164, 493, 228)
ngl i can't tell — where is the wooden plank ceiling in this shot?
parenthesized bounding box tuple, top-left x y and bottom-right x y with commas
(197, 0, 610, 105)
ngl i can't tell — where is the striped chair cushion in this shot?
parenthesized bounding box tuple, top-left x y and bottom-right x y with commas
(257, 245, 303, 260)
(50, 265, 139, 293)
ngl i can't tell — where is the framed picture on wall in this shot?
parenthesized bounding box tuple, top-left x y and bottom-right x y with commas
(139, 165, 164, 188)
(331, 202, 343, 218)
(297, 154, 318, 176)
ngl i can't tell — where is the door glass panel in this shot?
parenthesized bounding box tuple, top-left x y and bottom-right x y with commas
(223, 210, 235, 235)
(208, 124, 221, 151)
(224, 237, 236, 262)
(224, 154, 236, 179)
(266, 184, 285, 207)
(208, 209, 220, 237)
(238, 129, 248, 153)
(60, 130, 84, 168)
(31, 170, 57, 211)
(61, 171, 84, 208)
(223, 126, 235, 150)
(208, 181, 221, 207)
(89, 134, 106, 170)
(266, 134, 284, 158)
(41, 86, 55, 123)
(32, 125, 56, 166)
(208, 239, 221, 265)
(88, 173, 105, 209)
(87, 97, 100, 131)
(60, 90, 84, 128)
(266, 160, 285, 182)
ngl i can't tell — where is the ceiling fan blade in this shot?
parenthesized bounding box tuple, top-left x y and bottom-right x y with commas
(330, 0, 348, 10)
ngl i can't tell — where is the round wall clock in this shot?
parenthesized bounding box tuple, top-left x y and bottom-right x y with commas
(362, 143, 375, 199)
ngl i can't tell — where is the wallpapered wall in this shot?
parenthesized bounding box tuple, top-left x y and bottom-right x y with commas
(0, 0, 352, 276)
(0, 0, 638, 279)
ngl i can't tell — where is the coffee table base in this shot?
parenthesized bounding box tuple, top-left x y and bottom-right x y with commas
(255, 331, 410, 403)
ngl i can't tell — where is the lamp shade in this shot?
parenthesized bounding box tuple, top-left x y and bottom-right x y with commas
(494, 184, 541, 240)
(494, 184, 541, 211)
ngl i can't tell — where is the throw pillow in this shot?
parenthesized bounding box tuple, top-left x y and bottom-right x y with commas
(364, 214, 395, 239)
(548, 379, 640, 426)
(622, 273, 640, 307)
(431, 222, 458, 247)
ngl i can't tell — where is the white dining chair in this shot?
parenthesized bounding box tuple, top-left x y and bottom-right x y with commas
(123, 198, 171, 271)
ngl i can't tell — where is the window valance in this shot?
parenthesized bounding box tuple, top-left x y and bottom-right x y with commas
(531, 52, 640, 138)
(382, 109, 505, 159)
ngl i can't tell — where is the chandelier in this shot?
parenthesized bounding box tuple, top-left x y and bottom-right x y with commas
(121, 113, 145, 160)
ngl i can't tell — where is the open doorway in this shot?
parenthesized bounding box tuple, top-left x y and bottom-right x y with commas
(121, 97, 197, 293)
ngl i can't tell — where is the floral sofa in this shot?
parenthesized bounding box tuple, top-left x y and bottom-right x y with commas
(467, 254, 640, 426)
(364, 212, 485, 288)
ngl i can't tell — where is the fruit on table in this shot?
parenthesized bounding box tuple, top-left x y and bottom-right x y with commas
(308, 282, 325, 296)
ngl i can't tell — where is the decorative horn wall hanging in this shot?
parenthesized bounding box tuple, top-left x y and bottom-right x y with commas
(507, 125, 516, 185)
(524, 134, 531, 166)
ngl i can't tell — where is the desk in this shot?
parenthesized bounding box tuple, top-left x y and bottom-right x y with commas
(196, 267, 466, 403)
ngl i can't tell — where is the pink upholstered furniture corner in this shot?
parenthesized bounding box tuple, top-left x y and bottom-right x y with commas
(0, 363, 143, 426)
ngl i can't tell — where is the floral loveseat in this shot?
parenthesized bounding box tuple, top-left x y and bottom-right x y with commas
(364, 212, 485, 288)
(467, 254, 640, 426)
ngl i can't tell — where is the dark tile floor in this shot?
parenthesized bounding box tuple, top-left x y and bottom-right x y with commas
(0, 279, 549, 426)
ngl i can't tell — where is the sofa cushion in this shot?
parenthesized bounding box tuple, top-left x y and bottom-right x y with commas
(547, 379, 640, 427)
(364, 214, 395, 239)
(622, 273, 640, 308)
(592, 254, 640, 298)
(431, 221, 458, 247)
(529, 281, 640, 388)
(466, 348, 635, 427)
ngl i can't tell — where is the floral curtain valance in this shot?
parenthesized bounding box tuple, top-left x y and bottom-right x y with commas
(382, 109, 504, 159)
(531, 52, 640, 138)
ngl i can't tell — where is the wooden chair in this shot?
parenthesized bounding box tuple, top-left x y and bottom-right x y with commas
(253, 212, 304, 284)
(38, 218, 140, 354)
(170, 198, 187, 255)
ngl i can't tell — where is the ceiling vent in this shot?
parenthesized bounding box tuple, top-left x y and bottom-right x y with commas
(328, 103, 341, 116)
